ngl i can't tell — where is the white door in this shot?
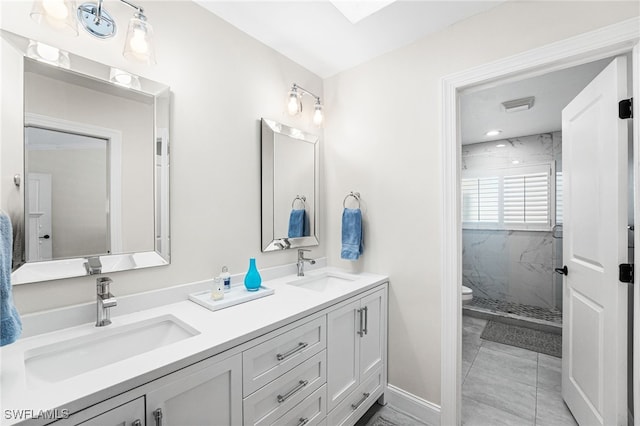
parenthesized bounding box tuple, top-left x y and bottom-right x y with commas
(561, 56, 629, 425)
(26, 172, 52, 261)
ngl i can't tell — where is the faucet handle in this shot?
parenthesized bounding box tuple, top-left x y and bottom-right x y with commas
(97, 276, 113, 295)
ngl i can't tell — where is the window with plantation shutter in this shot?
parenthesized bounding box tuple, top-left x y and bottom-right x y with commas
(462, 163, 554, 231)
(462, 177, 499, 223)
(556, 172, 563, 224)
(504, 172, 550, 225)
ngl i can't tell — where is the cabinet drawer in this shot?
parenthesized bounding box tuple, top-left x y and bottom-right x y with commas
(244, 350, 326, 426)
(271, 384, 327, 426)
(327, 368, 383, 426)
(244, 316, 326, 396)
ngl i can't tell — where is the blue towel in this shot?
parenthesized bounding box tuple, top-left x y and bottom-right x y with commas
(288, 209, 305, 238)
(0, 211, 21, 346)
(341, 208, 363, 260)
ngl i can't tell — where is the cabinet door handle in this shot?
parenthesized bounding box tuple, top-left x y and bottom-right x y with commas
(153, 408, 163, 426)
(277, 379, 309, 403)
(357, 308, 364, 337)
(132, 421, 142, 426)
(363, 306, 368, 336)
(351, 392, 370, 410)
(277, 342, 308, 361)
(297, 417, 310, 426)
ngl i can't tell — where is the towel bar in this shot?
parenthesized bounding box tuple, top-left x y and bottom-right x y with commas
(292, 195, 306, 209)
(343, 191, 361, 208)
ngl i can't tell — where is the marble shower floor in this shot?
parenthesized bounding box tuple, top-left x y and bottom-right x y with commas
(462, 315, 577, 426)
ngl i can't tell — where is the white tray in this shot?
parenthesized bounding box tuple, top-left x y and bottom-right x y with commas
(188, 285, 275, 312)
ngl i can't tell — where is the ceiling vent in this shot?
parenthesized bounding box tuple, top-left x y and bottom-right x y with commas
(502, 96, 535, 113)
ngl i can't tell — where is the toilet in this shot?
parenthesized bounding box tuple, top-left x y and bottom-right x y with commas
(462, 286, 473, 304)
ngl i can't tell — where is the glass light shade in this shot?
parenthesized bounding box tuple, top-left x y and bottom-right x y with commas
(287, 91, 301, 115)
(26, 40, 71, 68)
(109, 68, 141, 90)
(313, 103, 323, 126)
(123, 15, 156, 65)
(30, 0, 78, 35)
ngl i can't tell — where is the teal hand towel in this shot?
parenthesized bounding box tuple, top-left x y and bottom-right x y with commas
(288, 209, 305, 238)
(1, 211, 22, 346)
(341, 208, 363, 260)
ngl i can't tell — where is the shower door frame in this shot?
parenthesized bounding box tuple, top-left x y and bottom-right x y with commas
(440, 18, 640, 425)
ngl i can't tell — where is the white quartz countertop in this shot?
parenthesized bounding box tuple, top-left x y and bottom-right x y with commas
(0, 267, 387, 425)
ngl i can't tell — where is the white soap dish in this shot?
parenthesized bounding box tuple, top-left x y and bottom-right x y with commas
(188, 285, 274, 312)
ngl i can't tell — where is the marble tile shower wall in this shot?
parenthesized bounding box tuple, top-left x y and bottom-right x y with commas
(462, 132, 563, 310)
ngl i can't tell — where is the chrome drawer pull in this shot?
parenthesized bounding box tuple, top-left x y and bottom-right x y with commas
(297, 417, 310, 426)
(351, 392, 370, 410)
(357, 308, 364, 337)
(277, 342, 308, 361)
(363, 306, 369, 335)
(153, 408, 163, 426)
(277, 379, 309, 403)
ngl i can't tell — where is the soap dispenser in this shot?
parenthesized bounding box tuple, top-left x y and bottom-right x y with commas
(220, 266, 231, 292)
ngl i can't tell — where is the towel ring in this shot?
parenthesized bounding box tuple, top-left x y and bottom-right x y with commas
(343, 191, 361, 208)
(292, 195, 306, 209)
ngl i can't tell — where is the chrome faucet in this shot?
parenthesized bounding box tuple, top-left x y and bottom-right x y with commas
(96, 277, 117, 327)
(297, 249, 316, 277)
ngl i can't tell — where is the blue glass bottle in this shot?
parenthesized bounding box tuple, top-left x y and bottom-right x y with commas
(244, 258, 262, 292)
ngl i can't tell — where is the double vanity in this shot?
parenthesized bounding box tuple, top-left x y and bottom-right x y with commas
(1, 265, 388, 426)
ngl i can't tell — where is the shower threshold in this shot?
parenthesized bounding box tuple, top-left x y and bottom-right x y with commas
(464, 296, 562, 335)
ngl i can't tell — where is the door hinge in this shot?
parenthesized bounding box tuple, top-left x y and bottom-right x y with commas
(619, 263, 634, 283)
(619, 98, 633, 119)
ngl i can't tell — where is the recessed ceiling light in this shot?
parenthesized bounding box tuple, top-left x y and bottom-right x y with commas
(512, 160, 520, 165)
(485, 129, 502, 137)
(502, 96, 535, 113)
(496, 143, 506, 148)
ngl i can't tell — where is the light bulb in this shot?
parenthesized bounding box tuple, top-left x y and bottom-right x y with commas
(287, 93, 300, 115)
(42, 0, 69, 19)
(129, 28, 149, 55)
(313, 104, 323, 126)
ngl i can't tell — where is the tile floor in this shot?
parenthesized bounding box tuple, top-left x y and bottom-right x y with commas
(358, 315, 577, 426)
(462, 315, 577, 426)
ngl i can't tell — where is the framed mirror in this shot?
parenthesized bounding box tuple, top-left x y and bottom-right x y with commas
(261, 118, 319, 251)
(1, 30, 170, 284)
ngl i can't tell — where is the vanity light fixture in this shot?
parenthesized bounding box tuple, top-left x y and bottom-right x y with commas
(287, 83, 324, 126)
(30, 0, 156, 64)
(496, 143, 506, 148)
(485, 129, 502, 137)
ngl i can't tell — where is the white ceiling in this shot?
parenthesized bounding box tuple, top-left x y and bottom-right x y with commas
(460, 57, 615, 144)
(194, 1, 506, 79)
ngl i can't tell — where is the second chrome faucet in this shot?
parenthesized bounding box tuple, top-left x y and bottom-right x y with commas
(96, 277, 117, 327)
(297, 249, 316, 276)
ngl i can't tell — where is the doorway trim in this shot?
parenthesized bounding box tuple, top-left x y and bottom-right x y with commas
(440, 17, 640, 425)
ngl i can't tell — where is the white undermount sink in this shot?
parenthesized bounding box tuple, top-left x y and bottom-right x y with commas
(24, 314, 199, 386)
(287, 271, 357, 292)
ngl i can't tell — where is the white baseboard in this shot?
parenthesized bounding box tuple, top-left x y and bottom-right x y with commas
(385, 384, 441, 426)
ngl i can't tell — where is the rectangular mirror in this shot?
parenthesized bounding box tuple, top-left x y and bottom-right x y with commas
(261, 118, 319, 251)
(1, 30, 170, 284)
